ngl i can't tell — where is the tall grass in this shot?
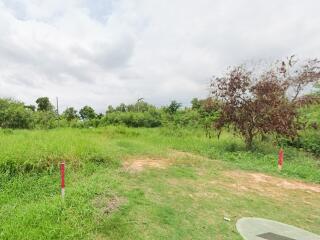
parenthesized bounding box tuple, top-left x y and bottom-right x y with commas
(0, 127, 319, 239)
(0, 127, 319, 182)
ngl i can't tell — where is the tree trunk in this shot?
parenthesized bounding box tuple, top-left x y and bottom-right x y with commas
(245, 132, 253, 150)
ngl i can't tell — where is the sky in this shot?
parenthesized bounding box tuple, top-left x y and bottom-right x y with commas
(0, 0, 319, 112)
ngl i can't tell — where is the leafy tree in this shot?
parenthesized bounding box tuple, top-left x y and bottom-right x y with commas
(127, 100, 156, 112)
(165, 100, 181, 114)
(33, 111, 57, 129)
(116, 103, 127, 112)
(0, 98, 33, 129)
(106, 105, 115, 113)
(79, 106, 96, 120)
(211, 57, 320, 149)
(97, 113, 104, 119)
(197, 98, 220, 138)
(62, 107, 79, 121)
(25, 105, 36, 111)
(191, 98, 201, 110)
(102, 111, 161, 128)
(35, 97, 54, 112)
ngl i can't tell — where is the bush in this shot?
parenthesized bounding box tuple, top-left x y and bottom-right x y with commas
(288, 130, 320, 156)
(33, 111, 57, 129)
(161, 110, 201, 127)
(288, 103, 320, 155)
(0, 99, 33, 129)
(101, 111, 161, 128)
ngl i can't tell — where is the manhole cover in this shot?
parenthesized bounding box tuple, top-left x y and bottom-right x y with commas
(236, 217, 320, 240)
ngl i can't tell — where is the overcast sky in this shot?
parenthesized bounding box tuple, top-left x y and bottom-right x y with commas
(0, 0, 319, 112)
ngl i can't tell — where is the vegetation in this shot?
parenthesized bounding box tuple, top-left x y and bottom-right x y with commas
(0, 98, 33, 129)
(0, 57, 319, 239)
(211, 58, 320, 149)
(62, 107, 79, 122)
(79, 106, 96, 120)
(0, 127, 319, 239)
(36, 97, 54, 112)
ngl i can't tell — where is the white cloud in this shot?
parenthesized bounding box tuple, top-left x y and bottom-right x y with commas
(0, 0, 319, 112)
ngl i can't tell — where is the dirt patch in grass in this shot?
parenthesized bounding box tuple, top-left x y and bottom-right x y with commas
(221, 170, 320, 200)
(123, 157, 171, 173)
(169, 150, 210, 161)
(93, 195, 127, 215)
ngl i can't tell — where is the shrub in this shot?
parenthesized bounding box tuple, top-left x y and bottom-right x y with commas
(101, 111, 161, 128)
(286, 130, 320, 156)
(33, 111, 57, 129)
(0, 98, 33, 129)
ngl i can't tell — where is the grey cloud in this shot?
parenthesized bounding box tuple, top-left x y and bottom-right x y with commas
(73, 37, 135, 70)
(0, 0, 320, 111)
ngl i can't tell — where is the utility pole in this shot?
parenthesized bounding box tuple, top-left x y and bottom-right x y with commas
(137, 97, 144, 112)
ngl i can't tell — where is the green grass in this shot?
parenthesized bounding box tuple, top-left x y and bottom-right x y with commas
(0, 127, 319, 239)
(300, 104, 320, 125)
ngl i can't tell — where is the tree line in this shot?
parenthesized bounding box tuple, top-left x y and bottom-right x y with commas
(0, 56, 319, 150)
(0, 95, 219, 129)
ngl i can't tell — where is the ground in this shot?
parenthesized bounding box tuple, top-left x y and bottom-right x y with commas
(0, 127, 319, 239)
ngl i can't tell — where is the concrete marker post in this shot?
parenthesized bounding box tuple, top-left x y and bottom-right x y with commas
(278, 148, 284, 171)
(60, 162, 65, 198)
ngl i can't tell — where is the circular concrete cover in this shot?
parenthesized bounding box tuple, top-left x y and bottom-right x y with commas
(236, 217, 320, 240)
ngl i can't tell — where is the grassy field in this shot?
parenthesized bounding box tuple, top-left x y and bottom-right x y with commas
(0, 127, 319, 239)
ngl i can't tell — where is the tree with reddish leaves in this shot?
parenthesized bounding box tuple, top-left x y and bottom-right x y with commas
(211, 57, 320, 149)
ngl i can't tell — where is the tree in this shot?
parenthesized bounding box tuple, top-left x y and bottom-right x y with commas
(0, 98, 33, 129)
(62, 107, 79, 121)
(33, 111, 57, 129)
(106, 105, 115, 113)
(191, 98, 201, 110)
(35, 97, 54, 112)
(79, 106, 96, 120)
(211, 57, 320, 149)
(165, 100, 181, 114)
(116, 103, 127, 112)
(25, 105, 36, 111)
(197, 98, 220, 138)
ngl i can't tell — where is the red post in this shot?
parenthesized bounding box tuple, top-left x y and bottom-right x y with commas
(60, 162, 65, 198)
(278, 148, 284, 170)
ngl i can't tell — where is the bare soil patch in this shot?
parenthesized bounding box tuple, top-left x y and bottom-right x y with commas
(93, 195, 127, 215)
(221, 170, 320, 199)
(123, 157, 171, 173)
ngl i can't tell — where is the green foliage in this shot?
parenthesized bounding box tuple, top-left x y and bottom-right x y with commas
(107, 105, 115, 113)
(79, 106, 96, 120)
(102, 101, 161, 128)
(0, 127, 318, 180)
(62, 107, 79, 121)
(0, 127, 319, 239)
(0, 98, 33, 129)
(286, 103, 320, 156)
(25, 104, 36, 111)
(115, 103, 127, 112)
(164, 100, 181, 114)
(162, 110, 200, 127)
(33, 111, 57, 129)
(110, 100, 157, 114)
(35, 97, 54, 112)
(288, 130, 320, 156)
(191, 98, 201, 110)
(102, 111, 161, 128)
